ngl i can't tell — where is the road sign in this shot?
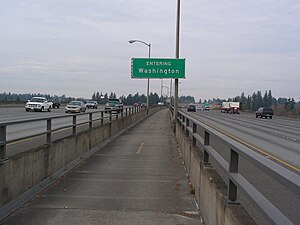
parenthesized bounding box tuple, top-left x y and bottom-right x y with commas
(131, 58, 185, 79)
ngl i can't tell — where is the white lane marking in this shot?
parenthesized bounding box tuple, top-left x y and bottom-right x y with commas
(136, 142, 144, 154)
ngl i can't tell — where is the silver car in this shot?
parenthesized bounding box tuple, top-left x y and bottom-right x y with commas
(85, 100, 98, 109)
(65, 101, 86, 113)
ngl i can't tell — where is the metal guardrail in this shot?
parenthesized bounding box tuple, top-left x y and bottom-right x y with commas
(175, 109, 300, 225)
(0, 107, 145, 160)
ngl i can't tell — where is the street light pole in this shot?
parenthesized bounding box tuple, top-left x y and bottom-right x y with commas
(129, 40, 151, 111)
(174, 0, 180, 132)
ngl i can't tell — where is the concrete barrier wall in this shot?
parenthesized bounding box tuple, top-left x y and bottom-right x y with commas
(0, 108, 157, 213)
(175, 121, 256, 225)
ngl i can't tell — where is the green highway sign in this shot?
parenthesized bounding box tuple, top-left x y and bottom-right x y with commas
(131, 58, 185, 79)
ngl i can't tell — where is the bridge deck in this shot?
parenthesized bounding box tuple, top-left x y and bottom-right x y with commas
(2, 109, 201, 225)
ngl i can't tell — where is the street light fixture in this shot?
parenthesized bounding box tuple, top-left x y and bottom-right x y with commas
(129, 40, 151, 110)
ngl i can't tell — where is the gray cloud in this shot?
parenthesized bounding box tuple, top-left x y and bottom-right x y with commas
(0, 0, 299, 101)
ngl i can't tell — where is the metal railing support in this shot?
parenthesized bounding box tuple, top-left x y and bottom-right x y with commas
(46, 119, 51, 144)
(204, 131, 210, 145)
(228, 149, 239, 203)
(228, 180, 238, 202)
(89, 113, 92, 130)
(0, 125, 6, 160)
(203, 131, 210, 163)
(192, 123, 197, 146)
(72, 116, 76, 135)
(101, 111, 104, 125)
(230, 149, 239, 173)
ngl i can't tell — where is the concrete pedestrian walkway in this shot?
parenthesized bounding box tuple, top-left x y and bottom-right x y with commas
(2, 109, 202, 225)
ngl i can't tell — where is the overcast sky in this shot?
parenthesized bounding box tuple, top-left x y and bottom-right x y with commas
(0, 0, 299, 101)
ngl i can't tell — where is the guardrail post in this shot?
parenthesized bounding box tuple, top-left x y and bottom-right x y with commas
(89, 113, 92, 130)
(192, 123, 197, 146)
(109, 112, 112, 122)
(116, 113, 118, 120)
(101, 111, 104, 125)
(228, 149, 239, 203)
(185, 118, 189, 136)
(228, 180, 238, 203)
(203, 131, 210, 163)
(46, 119, 51, 144)
(125, 108, 128, 117)
(181, 116, 185, 131)
(229, 149, 239, 173)
(0, 125, 7, 160)
(72, 116, 76, 135)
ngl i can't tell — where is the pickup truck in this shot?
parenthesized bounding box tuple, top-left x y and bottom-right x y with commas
(25, 97, 52, 112)
(105, 98, 123, 113)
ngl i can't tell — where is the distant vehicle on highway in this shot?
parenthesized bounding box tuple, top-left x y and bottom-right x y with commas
(65, 101, 86, 113)
(256, 107, 273, 119)
(133, 103, 139, 107)
(25, 97, 52, 112)
(221, 102, 240, 114)
(105, 98, 123, 113)
(187, 104, 196, 112)
(85, 100, 98, 109)
(52, 101, 61, 109)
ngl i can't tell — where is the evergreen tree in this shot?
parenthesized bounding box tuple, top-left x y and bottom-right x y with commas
(267, 90, 273, 106)
(252, 92, 258, 111)
(263, 90, 268, 106)
(257, 91, 263, 108)
(239, 93, 246, 110)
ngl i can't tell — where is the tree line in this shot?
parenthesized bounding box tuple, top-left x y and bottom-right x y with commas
(0, 92, 162, 106)
(1, 90, 298, 114)
(91, 91, 161, 105)
(200, 90, 298, 116)
(228, 90, 297, 112)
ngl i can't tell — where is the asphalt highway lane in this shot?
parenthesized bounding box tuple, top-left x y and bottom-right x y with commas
(184, 109, 300, 225)
(185, 109, 300, 171)
(1, 109, 201, 225)
(0, 107, 111, 157)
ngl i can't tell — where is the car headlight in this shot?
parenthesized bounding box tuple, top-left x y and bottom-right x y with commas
(37, 105, 41, 108)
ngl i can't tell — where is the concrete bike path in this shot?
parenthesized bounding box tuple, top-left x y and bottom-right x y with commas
(2, 109, 202, 225)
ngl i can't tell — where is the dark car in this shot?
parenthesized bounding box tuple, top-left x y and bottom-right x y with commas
(187, 104, 196, 112)
(52, 101, 61, 108)
(256, 107, 273, 119)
